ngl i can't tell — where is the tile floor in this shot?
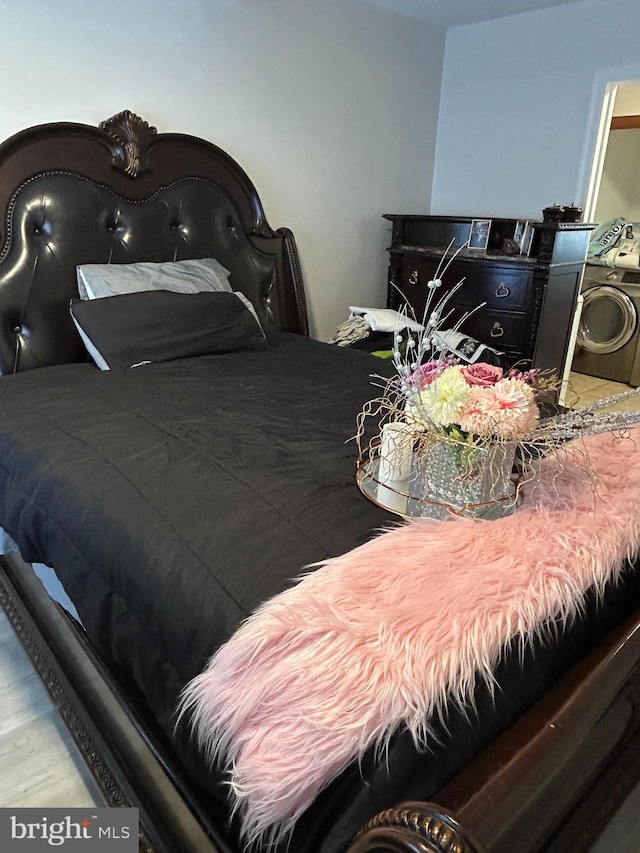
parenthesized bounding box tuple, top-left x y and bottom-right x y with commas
(566, 370, 640, 412)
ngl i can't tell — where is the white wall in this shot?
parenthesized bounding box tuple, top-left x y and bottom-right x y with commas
(0, 0, 445, 340)
(613, 81, 640, 116)
(594, 82, 640, 223)
(431, 0, 640, 221)
(595, 130, 640, 223)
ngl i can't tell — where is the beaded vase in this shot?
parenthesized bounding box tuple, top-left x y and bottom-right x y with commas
(407, 439, 518, 520)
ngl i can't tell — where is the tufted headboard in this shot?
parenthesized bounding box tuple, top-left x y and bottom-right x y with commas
(0, 110, 308, 374)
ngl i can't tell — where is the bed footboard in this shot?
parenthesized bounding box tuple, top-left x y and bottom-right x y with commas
(347, 803, 485, 852)
(346, 601, 640, 853)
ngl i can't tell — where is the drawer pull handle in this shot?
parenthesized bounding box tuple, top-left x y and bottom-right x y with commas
(408, 270, 418, 285)
(495, 283, 511, 298)
(490, 322, 505, 338)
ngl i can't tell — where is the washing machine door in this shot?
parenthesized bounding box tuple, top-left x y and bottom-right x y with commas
(577, 285, 638, 354)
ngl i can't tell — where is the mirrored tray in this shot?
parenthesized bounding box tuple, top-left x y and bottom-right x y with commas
(356, 452, 519, 521)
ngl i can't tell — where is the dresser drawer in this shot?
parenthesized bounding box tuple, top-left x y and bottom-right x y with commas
(454, 264, 534, 312)
(452, 306, 528, 355)
(393, 255, 533, 316)
(392, 255, 456, 319)
(393, 255, 440, 292)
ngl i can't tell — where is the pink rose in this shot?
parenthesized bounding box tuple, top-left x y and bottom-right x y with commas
(409, 360, 441, 389)
(461, 362, 503, 387)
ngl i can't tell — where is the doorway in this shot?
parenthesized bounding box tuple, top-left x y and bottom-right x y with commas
(585, 80, 640, 224)
(562, 79, 640, 405)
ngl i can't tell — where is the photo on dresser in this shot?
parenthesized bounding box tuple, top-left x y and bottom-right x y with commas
(520, 221, 535, 256)
(469, 218, 491, 250)
(513, 219, 527, 247)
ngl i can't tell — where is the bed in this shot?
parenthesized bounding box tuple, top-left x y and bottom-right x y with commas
(1, 111, 640, 853)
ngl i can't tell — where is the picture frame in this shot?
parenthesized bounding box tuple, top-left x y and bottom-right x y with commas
(520, 221, 535, 257)
(468, 218, 491, 251)
(513, 220, 527, 247)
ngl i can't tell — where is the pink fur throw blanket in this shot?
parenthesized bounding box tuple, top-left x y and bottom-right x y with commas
(179, 428, 640, 847)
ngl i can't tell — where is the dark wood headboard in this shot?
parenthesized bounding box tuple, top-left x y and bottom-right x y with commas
(0, 110, 307, 375)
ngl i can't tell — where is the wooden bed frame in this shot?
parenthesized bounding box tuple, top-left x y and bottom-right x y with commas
(1, 112, 640, 853)
(0, 108, 310, 852)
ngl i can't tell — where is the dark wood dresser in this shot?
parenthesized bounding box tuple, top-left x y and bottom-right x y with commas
(385, 214, 595, 375)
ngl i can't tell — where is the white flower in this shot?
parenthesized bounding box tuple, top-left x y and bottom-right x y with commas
(416, 366, 470, 427)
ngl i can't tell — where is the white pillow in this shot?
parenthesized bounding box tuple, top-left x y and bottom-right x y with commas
(348, 306, 424, 333)
(76, 258, 232, 300)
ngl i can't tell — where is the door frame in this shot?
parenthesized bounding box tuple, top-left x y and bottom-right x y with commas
(581, 82, 618, 223)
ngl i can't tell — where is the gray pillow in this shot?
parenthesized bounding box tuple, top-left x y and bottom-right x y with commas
(76, 258, 232, 300)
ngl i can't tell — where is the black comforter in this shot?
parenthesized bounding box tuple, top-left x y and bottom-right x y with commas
(0, 334, 392, 709)
(0, 333, 639, 853)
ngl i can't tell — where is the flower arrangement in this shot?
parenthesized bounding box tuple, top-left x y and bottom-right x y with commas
(356, 240, 640, 520)
(406, 361, 541, 444)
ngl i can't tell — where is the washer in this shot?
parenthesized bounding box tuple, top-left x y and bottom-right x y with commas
(571, 265, 640, 387)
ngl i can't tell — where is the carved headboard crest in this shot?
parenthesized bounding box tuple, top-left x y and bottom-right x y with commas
(99, 109, 157, 178)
